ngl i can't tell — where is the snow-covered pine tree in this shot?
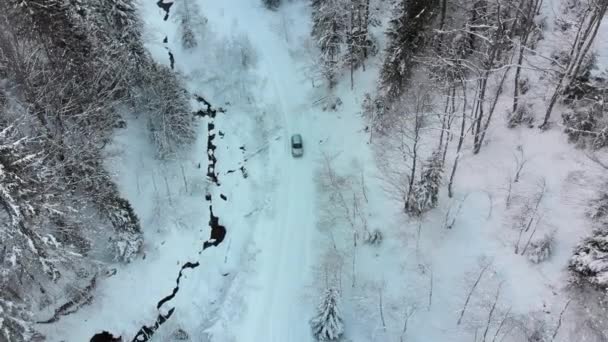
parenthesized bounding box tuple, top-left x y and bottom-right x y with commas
(570, 227, 608, 289)
(310, 287, 344, 341)
(311, 0, 347, 88)
(405, 151, 443, 216)
(263, 0, 281, 10)
(379, 0, 438, 100)
(419, 150, 443, 209)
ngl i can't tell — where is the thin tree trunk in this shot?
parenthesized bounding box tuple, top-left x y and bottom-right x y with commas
(438, 90, 451, 150)
(512, 0, 536, 114)
(406, 113, 420, 210)
(442, 85, 457, 165)
(379, 287, 387, 332)
(475, 60, 513, 154)
(457, 262, 491, 325)
(449, 83, 467, 198)
(541, 4, 606, 128)
(482, 284, 502, 342)
(551, 299, 571, 341)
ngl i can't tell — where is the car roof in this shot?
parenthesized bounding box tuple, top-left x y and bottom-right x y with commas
(291, 134, 302, 142)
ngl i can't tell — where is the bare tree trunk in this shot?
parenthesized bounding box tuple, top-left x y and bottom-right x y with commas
(541, 2, 607, 128)
(475, 59, 513, 154)
(512, 0, 538, 114)
(458, 262, 491, 325)
(405, 112, 421, 211)
(438, 90, 451, 151)
(379, 286, 387, 332)
(428, 269, 434, 311)
(491, 307, 512, 342)
(448, 83, 467, 198)
(482, 284, 502, 342)
(400, 307, 416, 342)
(551, 299, 571, 341)
(442, 85, 457, 165)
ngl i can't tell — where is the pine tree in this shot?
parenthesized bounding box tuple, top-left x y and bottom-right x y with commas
(406, 151, 443, 216)
(379, 0, 439, 100)
(310, 287, 344, 341)
(263, 0, 281, 10)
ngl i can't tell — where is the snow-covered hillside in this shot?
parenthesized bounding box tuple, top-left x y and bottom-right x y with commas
(30, 0, 608, 341)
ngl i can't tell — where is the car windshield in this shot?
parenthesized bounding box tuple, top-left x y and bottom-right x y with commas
(293, 143, 302, 148)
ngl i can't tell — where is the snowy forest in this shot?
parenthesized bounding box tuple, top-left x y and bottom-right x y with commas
(0, 0, 193, 340)
(1, 0, 608, 341)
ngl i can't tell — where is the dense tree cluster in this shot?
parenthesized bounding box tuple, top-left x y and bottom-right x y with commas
(0, 0, 195, 339)
(379, 0, 439, 100)
(571, 228, 608, 289)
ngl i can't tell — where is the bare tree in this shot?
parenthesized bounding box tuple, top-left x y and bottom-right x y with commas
(513, 178, 546, 254)
(376, 88, 433, 212)
(458, 261, 492, 325)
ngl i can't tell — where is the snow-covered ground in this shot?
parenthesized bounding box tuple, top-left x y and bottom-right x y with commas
(37, 0, 608, 341)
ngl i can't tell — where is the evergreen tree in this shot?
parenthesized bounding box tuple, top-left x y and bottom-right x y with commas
(406, 151, 443, 216)
(379, 0, 439, 100)
(310, 287, 344, 341)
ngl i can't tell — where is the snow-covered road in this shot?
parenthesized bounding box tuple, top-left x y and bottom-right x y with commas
(201, 1, 318, 340)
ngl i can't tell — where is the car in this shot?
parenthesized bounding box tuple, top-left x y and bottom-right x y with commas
(291, 134, 303, 157)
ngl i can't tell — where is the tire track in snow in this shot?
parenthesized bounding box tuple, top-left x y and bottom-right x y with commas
(225, 2, 317, 340)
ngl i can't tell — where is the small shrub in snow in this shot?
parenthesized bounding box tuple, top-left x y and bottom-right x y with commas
(363, 229, 383, 246)
(172, 328, 190, 340)
(508, 102, 534, 128)
(570, 227, 608, 289)
(322, 96, 343, 112)
(526, 234, 554, 264)
(310, 287, 344, 341)
(526, 317, 550, 342)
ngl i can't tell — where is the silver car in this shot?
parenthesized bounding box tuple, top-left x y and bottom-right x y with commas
(291, 134, 303, 157)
